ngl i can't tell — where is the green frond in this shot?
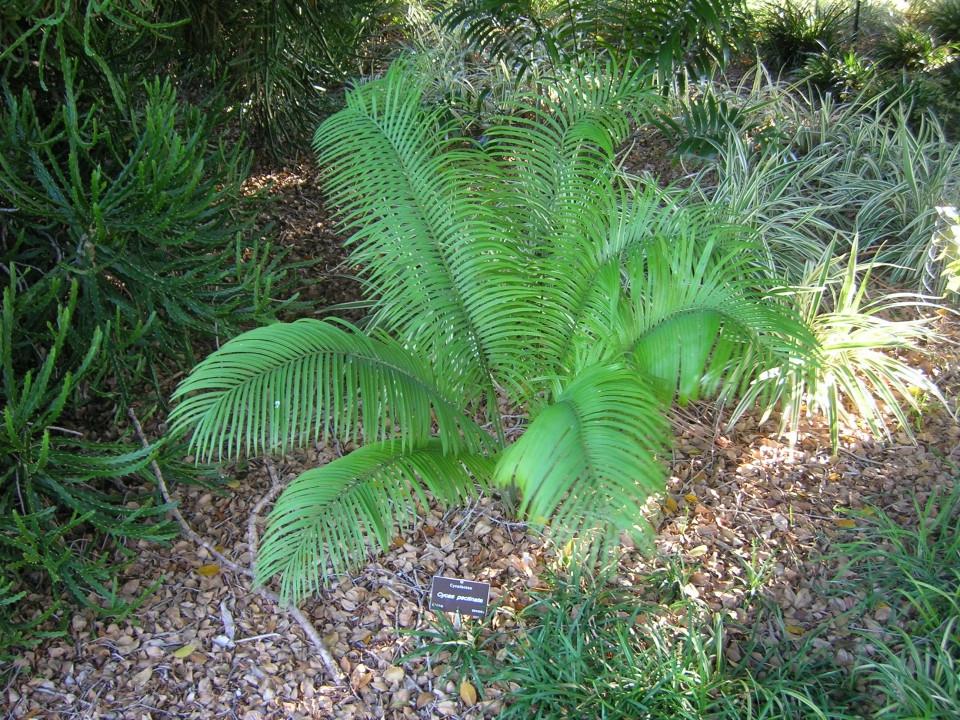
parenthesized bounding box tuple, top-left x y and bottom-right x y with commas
(257, 440, 493, 604)
(546, 190, 728, 374)
(575, 231, 816, 404)
(169, 319, 487, 461)
(439, 0, 545, 70)
(493, 363, 670, 548)
(441, 0, 746, 75)
(479, 61, 656, 377)
(312, 62, 538, 400)
(485, 59, 653, 212)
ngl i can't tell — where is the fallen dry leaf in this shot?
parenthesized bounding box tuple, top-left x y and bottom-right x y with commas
(172, 643, 196, 659)
(874, 603, 892, 622)
(459, 679, 478, 706)
(132, 667, 153, 686)
(383, 666, 405, 685)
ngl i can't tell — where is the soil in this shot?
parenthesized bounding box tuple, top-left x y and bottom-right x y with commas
(6, 163, 960, 720)
(244, 164, 364, 315)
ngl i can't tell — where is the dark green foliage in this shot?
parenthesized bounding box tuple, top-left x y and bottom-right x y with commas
(925, 0, 960, 43)
(163, 0, 400, 151)
(407, 488, 960, 718)
(866, 22, 960, 132)
(838, 487, 960, 645)
(877, 24, 956, 72)
(0, 0, 309, 655)
(0, 575, 63, 662)
(490, 578, 715, 719)
(441, 0, 749, 77)
(756, 0, 849, 72)
(653, 86, 782, 158)
(2, 1, 398, 156)
(413, 526, 960, 720)
(0, 75, 294, 400)
(0, 0, 184, 104)
(876, 67, 960, 131)
(414, 572, 856, 719)
(804, 50, 876, 99)
(0, 273, 178, 654)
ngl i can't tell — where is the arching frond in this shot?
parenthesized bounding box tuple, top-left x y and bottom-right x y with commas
(257, 440, 493, 604)
(169, 319, 488, 461)
(547, 189, 701, 373)
(480, 60, 656, 376)
(440, 0, 747, 75)
(485, 57, 653, 195)
(573, 231, 817, 404)
(313, 62, 537, 400)
(493, 364, 669, 548)
(439, 0, 545, 69)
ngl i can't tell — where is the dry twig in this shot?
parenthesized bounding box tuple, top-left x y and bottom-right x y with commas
(128, 409, 346, 685)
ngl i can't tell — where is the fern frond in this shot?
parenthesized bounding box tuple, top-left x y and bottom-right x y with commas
(494, 363, 669, 548)
(439, 0, 545, 68)
(482, 60, 656, 375)
(546, 188, 689, 373)
(486, 57, 652, 191)
(169, 319, 487, 461)
(257, 440, 492, 604)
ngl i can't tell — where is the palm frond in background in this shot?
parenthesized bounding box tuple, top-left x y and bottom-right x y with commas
(439, 0, 748, 78)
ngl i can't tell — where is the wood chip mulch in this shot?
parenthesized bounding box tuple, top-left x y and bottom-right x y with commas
(243, 162, 365, 315)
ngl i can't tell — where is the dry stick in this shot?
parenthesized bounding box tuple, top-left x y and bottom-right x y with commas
(252, 463, 347, 684)
(128, 410, 346, 685)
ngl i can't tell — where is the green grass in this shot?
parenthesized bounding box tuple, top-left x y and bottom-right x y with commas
(410, 482, 960, 719)
(835, 485, 960, 718)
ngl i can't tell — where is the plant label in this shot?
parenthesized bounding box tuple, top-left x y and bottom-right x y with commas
(429, 575, 490, 618)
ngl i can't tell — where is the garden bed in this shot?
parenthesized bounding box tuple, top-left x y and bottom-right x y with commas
(9, 312, 959, 718)
(6, 3, 960, 718)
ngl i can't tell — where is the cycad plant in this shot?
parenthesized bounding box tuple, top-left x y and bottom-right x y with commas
(755, 0, 849, 72)
(440, 0, 748, 79)
(169, 60, 815, 604)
